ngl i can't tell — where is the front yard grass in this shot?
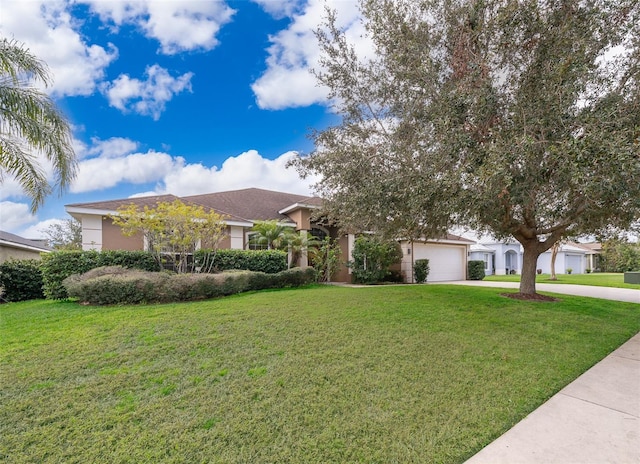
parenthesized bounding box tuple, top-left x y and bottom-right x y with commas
(2, 285, 639, 463)
(485, 272, 639, 289)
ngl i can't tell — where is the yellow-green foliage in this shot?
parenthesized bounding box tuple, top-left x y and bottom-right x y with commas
(112, 200, 226, 273)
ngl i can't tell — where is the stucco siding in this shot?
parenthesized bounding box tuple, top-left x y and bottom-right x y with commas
(102, 217, 143, 251)
(0, 246, 44, 263)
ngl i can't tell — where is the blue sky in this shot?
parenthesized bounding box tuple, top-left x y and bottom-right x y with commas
(0, 0, 370, 237)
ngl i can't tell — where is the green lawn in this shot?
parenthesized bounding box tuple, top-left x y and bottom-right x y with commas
(485, 272, 640, 289)
(2, 285, 639, 463)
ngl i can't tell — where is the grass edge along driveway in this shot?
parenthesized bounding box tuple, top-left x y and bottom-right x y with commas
(485, 272, 639, 289)
(2, 284, 639, 463)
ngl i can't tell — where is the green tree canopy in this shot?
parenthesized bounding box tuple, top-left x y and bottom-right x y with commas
(0, 38, 76, 212)
(43, 218, 82, 250)
(296, 0, 640, 296)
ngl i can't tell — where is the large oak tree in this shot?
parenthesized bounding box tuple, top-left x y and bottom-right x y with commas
(296, 0, 640, 296)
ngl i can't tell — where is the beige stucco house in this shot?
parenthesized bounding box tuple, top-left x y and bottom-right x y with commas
(0, 231, 51, 263)
(65, 188, 472, 283)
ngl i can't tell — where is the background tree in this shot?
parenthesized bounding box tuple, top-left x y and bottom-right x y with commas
(112, 200, 226, 273)
(43, 218, 82, 250)
(0, 38, 76, 212)
(600, 239, 640, 272)
(296, 0, 640, 296)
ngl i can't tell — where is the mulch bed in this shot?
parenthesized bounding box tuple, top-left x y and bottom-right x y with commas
(501, 292, 559, 302)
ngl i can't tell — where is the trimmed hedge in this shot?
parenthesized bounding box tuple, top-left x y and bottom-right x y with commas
(63, 266, 316, 305)
(0, 259, 44, 302)
(41, 250, 160, 299)
(194, 249, 287, 274)
(467, 260, 486, 280)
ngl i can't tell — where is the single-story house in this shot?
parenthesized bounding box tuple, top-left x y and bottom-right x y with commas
(0, 230, 51, 263)
(469, 235, 598, 275)
(536, 242, 594, 274)
(473, 238, 522, 275)
(65, 188, 472, 283)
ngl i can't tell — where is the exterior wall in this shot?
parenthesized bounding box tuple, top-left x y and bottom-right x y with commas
(215, 230, 231, 250)
(286, 209, 311, 231)
(333, 233, 352, 283)
(102, 217, 143, 251)
(229, 226, 245, 250)
(0, 246, 46, 263)
(81, 214, 103, 250)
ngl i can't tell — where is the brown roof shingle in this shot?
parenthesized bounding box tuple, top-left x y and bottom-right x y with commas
(66, 188, 322, 223)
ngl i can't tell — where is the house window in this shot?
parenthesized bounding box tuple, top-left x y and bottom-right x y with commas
(309, 227, 328, 241)
(483, 253, 490, 270)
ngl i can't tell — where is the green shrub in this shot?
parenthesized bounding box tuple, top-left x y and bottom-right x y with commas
(195, 249, 287, 274)
(467, 260, 486, 280)
(0, 259, 44, 302)
(413, 259, 430, 284)
(63, 266, 316, 305)
(350, 235, 403, 284)
(41, 250, 159, 299)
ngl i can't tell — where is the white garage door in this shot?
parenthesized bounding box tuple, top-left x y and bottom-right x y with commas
(565, 254, 583, 274)
(413, 244, 466, 282)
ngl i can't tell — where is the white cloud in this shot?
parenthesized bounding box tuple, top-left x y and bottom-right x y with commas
(84, 0, 236, 54)
(0, 202, 37, 232)
(0, 0, 118, 97)
(251, 0, 373, 110)
(87, 137, 139, 158)
(251, 0, 303, 19)
(101, 65, 193, 120)
(21, 218, 66, 240)
(158, 150, 317, 196)
(71, 150, 181, 193)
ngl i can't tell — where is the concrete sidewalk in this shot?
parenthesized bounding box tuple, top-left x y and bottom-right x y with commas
(465, 332, 640, 464)
(444, 280, 640, 304)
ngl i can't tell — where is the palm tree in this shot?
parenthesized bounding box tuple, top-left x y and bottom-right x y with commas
(0, 38, 76, 212)
(249, 220, 290, 250)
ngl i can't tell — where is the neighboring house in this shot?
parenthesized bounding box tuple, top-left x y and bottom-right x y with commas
(400, 235, 475, 282)
(475, 238, 523, 275)
(536, 242, 592, 274)
(0, 230, 51, 263)
(468, 235, 597, 275)
(65, 187, 471, 283)
(469, 243, 496, 276)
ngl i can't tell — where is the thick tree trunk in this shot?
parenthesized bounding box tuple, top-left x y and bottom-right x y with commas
(520, 244, 541, 295)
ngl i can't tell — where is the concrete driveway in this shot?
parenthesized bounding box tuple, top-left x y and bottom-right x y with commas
(444, 280, 640, 304)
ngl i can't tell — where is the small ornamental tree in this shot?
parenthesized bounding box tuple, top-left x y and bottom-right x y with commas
(111, 200, 226, 273)
(350, 235, 403, 284)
